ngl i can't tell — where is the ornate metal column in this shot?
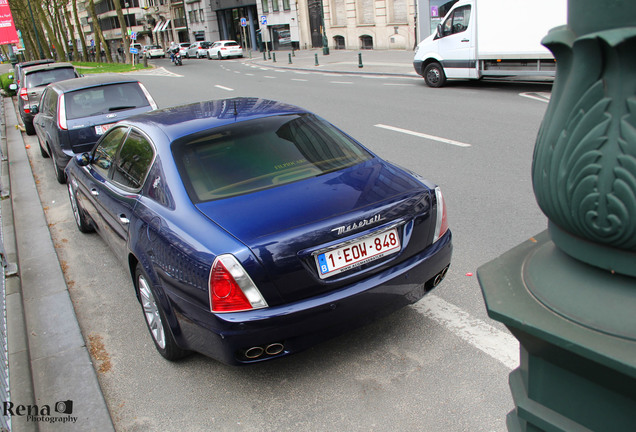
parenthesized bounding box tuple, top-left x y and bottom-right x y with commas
(478, 0, 636, 430)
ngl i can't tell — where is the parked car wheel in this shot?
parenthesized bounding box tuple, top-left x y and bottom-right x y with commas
(207, 52, 211, 59)
(67, 181, 94, 233)
(217, 52, 223, 60)
(424, 62, 446, 88)
(37, 137, 49, 158)
(50, 148, 67, 184)
(24, 119, 36, 136)
(135, 265, 190, 361)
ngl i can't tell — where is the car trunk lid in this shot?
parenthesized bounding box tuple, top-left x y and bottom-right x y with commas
(195, 159, 436, 304)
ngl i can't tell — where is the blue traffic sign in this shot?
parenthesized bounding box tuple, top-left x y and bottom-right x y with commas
(130, 47, 139, 54)
(240, 18, 247, 27)
(260, 15, 267, 25)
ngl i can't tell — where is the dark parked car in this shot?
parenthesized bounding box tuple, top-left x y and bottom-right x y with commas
(65, 97, 452, 365)
(33, 75, 157, 183)
(18, 62, 79, 135)
(13, 59, 55, 87)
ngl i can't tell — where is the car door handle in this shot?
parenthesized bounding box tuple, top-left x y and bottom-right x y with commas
(119, 215, 130, 225)
(461, 39, 470, 42)
(90, 188, 99, 196)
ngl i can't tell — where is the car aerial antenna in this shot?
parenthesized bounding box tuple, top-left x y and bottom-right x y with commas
(233, 100, 238, 119)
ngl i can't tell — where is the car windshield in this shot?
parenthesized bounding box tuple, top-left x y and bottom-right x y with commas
(173, 114, 373, 202)
(65, 82, 150, 119)
(200, 42, 211, 48)
(26, 68, 76, 88)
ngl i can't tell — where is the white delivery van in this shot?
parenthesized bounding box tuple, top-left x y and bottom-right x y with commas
(413, 0, 567, 87)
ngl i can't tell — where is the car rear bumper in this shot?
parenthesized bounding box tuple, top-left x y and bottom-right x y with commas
(169, 231, 452, 365)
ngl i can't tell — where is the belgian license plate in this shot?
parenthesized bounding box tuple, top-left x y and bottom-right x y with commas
(315, 228, 401, 279)
(95, 123, 114, 135)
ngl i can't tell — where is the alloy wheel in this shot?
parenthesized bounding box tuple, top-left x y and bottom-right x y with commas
(138, 275, 166, 349)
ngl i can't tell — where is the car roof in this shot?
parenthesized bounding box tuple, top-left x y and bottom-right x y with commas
(122, 97, 308, 145)
(22, 62, 75, 75)
(47, 75, 140, 93)
(17, 59, 55, 68)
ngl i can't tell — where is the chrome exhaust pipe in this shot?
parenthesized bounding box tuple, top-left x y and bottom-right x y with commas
(265, 343, 284, 356)
(244, 346, 265, 359)
(433, 266, 449, 287)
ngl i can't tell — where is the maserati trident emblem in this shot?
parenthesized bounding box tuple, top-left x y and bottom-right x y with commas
(331, 214, 385, 235)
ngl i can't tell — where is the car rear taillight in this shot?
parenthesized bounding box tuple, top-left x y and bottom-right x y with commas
(433, 187, 449, 243)
(19, 87, 28, 102)
(57, 94, 67, 130)
(209, 255, 268, 313)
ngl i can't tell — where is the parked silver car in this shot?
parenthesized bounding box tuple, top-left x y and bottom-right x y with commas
(185, 41, 211, 58)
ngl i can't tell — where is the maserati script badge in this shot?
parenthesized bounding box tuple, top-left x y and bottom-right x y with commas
(331, 214, 385, 235)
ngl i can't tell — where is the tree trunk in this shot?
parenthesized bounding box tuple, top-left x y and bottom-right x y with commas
(71, 0, 88, 61)
(113, 0, 131, 64)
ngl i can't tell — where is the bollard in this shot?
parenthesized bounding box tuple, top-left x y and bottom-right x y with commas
(292, 47, 295, 57)
(272, 52, 276, 62)
(288, 53, 292, 64)
(315, 53, 319, 66)
(358, 52, 363, 68)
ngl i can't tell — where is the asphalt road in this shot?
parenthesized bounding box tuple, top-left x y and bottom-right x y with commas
(25, 57, 551, 431)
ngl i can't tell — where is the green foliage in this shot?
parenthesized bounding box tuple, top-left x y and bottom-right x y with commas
(0, 72, 16, 96)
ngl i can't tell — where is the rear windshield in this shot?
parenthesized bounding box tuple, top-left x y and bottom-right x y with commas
(173, 114, 373, 202)
(225, 42, 240, 47)
(65, 82, 150, 120)
(200, 42, 211, 48)
(26, 67, 76, 88)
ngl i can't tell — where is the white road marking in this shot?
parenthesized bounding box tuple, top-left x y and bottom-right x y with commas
(330, 81, 353, 84)
(291, 78, 308, 82)
(413, 294, 519, 370)
(214, 85, 234, 91)
(375, 124, 472, 148)
(264, 76, 276, 79)
(520, 92, 551, 103)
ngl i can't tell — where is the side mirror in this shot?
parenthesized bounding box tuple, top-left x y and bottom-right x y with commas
(436, 23, 444, 38)
(75, 153, 91, 167)
(30, 105, 39, 114)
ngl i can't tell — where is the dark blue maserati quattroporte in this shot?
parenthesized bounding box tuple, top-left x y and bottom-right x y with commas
(65, 98, 452, 365)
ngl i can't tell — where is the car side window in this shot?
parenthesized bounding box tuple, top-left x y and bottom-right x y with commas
(111, 129, 154, 190)
(441, 5, 471, 37)
(92, 126, 128, 178)
(46, 89, 58, 114)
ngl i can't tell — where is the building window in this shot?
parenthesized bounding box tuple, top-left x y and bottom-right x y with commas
(282, 0, 290, 10)
(199, 9, 204, 21)
(334, 35, 345, 49)
(357, 0, 374, 24)
(272, 0, 279, 12)
(261, 0, 268, 13)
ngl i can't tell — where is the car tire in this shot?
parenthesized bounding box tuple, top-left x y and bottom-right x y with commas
(207, 52, 211, 60)
(135, 264, 190, 361)
(50, 147, 67, 184)
(38, 137, 49, 158)
(217, 52, 222, 60)
(67, 180, 94, 233)
(24, 119, 36, 136)
(424, 62, 446, 88)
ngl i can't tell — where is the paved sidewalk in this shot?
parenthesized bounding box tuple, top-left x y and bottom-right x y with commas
(1, 61, 113, 431)
(244, 48, 420, 77)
